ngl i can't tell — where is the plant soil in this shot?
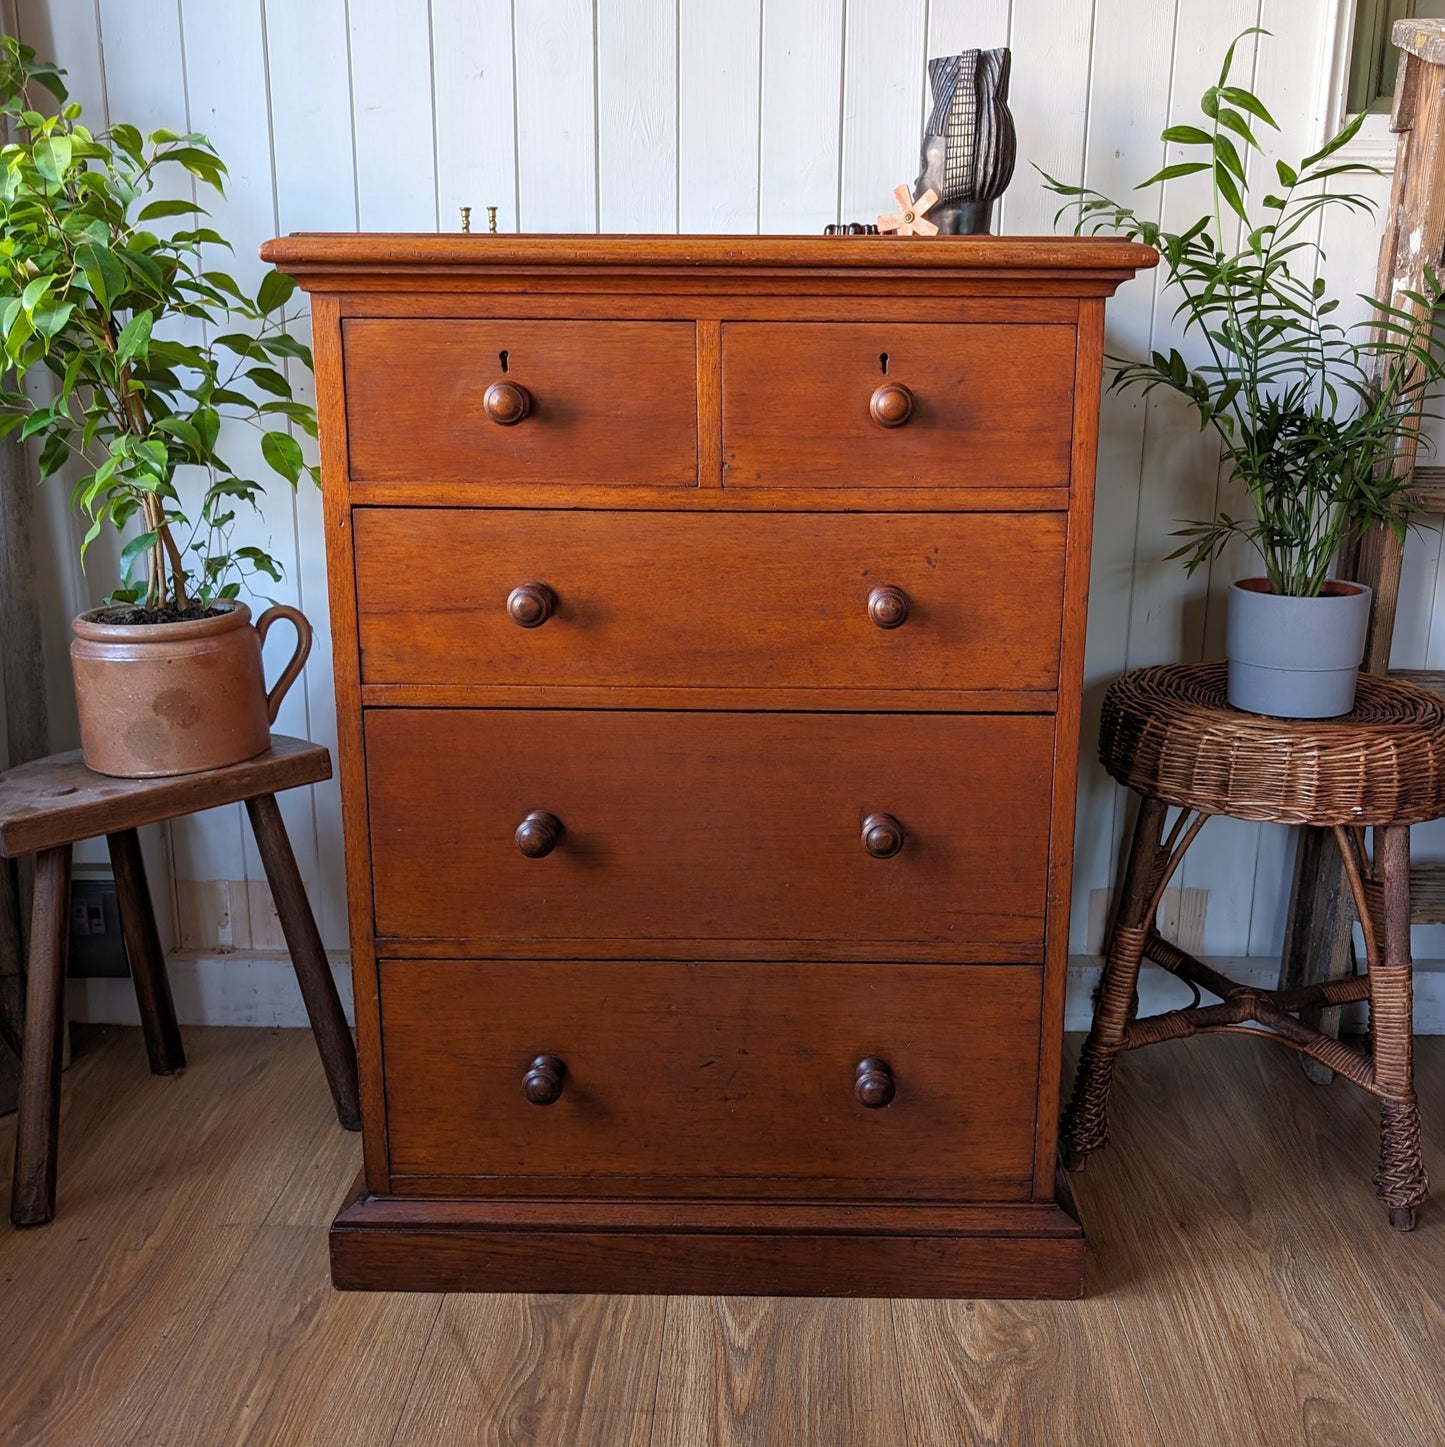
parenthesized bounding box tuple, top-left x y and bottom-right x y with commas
(103, 604, 226, 625)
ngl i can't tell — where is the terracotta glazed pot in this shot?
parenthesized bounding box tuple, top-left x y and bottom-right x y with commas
(70, 600, 312, 778)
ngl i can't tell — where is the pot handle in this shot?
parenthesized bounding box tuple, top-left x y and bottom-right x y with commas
(254, 605, 313, 725)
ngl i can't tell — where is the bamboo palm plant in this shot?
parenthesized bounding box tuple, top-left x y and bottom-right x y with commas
(1044, 29, 1445, 598)
(0, 35, 317, 617)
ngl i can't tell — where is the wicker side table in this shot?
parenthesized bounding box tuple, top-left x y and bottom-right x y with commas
(1064, 661, 1445, 1230)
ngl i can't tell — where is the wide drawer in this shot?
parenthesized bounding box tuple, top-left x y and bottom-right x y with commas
(722, 322, 1075, 489)
(342, 319, 699, 486)
(353, 509, 1066, 693)
(380, 959, 1042, 1198)
(365, 709, 1053, 955)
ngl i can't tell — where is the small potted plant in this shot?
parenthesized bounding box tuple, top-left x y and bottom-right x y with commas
(0, 37, 320, 775)
(1045, 29, 1445, 718)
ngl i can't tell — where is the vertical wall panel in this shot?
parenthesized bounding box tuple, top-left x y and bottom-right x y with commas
(1139, 4, 1265, 958)
(433, 0, 518, 233)
(597, 0, 676, 230)
(267, 0, 362, 947)
(178, 0, 327, 923)
(13, 0, 106, 748)
(1068, 0, 1177, 952)
(349, 0, 439, 229)
(678, 0, 761, 230)
(839, 0, 926, 222)
(1006, 0, 1094, 235)
(927, 0, 1010, 56)
(514, 0, 597, 231)
(266, 0, 359, 234)
(758, 0, 845, 232)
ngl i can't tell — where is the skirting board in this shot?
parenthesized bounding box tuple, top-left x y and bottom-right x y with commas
(67, 952, 1445, 1034)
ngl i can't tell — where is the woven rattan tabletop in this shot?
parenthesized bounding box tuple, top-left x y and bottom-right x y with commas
(1098, 661, 1445, 826)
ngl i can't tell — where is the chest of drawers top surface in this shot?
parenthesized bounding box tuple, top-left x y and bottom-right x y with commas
(268, 233, 1155, 1298)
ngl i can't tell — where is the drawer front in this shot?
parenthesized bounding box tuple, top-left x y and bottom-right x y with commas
(343, 320, 699, 486)
(354, 509, 1066, 693)
(722, 322, 1075, 489)
(366, 709, 1053, 953)
(381, 959, 1041, 1198)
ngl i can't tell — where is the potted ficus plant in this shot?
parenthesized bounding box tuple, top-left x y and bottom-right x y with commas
(0, 36, 319, 776)
(1045, 28, 1445, 718)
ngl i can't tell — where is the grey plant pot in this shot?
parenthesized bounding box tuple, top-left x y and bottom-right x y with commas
(1225, 578, 1372, 718)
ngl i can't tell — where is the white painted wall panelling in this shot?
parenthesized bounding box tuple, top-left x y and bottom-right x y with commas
(16, 0, 1436, 974)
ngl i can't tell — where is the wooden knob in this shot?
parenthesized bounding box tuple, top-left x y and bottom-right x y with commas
(870, 382, 913, 428)
(523, 1054, 566, 1105)
(484, 379, 531, 425)
(515, 810, 562, 858)
(507, 582, 556, 628)
(861, 813, 904, 859)
(855, 1057, 895, 1108)
(868, 585, 909, 629)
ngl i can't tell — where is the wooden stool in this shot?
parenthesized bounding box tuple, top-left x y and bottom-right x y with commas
(0, 737, 360, 1228)
(1063, 662, 1443, 1230)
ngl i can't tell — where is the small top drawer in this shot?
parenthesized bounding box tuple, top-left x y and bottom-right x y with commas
(721, 321, 1075, 489)
(342, 319, 699, 486)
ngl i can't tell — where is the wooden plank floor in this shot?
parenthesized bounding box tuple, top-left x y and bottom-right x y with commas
(1, 1027, 1443, 1446)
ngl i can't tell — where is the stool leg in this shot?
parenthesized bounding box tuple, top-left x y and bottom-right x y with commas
(11, 846, 71, 1227)
(1061, 795, 1169, 1170)
(244, 794, 361, 1130)
(1369, 825, 1427, 1231)
(106, 829, 185, 1076)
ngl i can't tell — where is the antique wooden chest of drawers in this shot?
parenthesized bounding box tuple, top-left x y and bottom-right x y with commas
(263, 234, 1154, 1297)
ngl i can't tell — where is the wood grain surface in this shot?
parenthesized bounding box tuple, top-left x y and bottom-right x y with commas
(342, 319, 698, 486)
(3, 1024, 1442, 1444)
(260, 232, 1159, 284)
(378, 959, 1041, 1196)
(352, 508, 1067, 694)
(721, 321, 1075, 489)
(364, 709, 1054, 952)
(0, 737, 330, 858)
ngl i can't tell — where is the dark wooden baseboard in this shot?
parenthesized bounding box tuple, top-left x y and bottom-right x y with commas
(329, 1176, 1087, 1298)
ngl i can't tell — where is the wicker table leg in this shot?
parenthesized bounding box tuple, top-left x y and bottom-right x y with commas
(1370, 825, 1428, 1231)
(1062, 794, 1169, 1170)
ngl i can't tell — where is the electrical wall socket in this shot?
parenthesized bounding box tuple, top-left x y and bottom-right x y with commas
(68, 874, 130, 978)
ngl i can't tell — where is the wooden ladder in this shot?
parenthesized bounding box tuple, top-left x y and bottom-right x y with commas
(1281, 18, 1445, 1066)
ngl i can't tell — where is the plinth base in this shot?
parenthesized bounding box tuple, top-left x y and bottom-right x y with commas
(329, 1175, 1086, 1298)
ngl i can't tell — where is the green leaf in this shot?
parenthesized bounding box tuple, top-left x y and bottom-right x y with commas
(1161, 124, 1212, 146)
(1218, 85, 1278, 129)
(75, 242, 126, 308)
(1135, 160, 1211, 189)
(32, 134, 72, 184)
(1217, 27, 1268, 86)
(155, 416, 203, 454)
(137, 198, 208, 223)
(109, 123, 144, 159)
(21, 274, 54, 313)
(1214, 162, 1248, 222)
(116, 310, 153, 367)
(255, 269, 296, 315)
(119, 530, 160, 583)
(1215, 108, 1259, 150)
(260, 429, 303, 483)
(34, 301, 74, 338)
(1301, 111, 1366, 170)
(245, 366, 292, 398)
(37, 430, 70, 478)
(1275, 159, 1298, 187)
